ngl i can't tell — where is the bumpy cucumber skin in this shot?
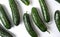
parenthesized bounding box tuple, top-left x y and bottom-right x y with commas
(23, 13, 37, 37)
(56, 0, 60, 3)
(0, 26, 13, 37)
(9, 0, 20, 25)
(31, 7, 47, 32)
(54, 10, 60, 32)
(0, 4, 11, 29)
(39, 0, 50, 22)
(21, 0, 30, 6)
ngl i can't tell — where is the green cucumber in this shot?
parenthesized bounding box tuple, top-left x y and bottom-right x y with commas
(0, 4, 12, 29)
(23, 13, 37, 37)
(55, 0, 60, 3)
(54, 10, 60, 32)
(39, 0, 50, 22)
(9, 0, 20, 25)
(31, 7, 47, 32)
(21, 0, 30, 6)
(0, 25, 13, 37)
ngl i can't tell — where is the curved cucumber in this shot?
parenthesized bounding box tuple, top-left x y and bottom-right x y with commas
(0, 25, 13, 37)
(23, 13, 37, 37)
(31, 7, 47, 32)
(9, 0, 20, 25)
(0, 4, 12, 29)
(39, 0, 50, 22)
(21, 0, 30, 6)
(54, 10, 60, 32)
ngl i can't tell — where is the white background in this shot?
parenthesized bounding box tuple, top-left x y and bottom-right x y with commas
(0, 0, 60, 37)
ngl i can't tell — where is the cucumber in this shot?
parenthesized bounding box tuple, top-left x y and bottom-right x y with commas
(0, 4, 12, 29)
(31, 7, 47, 32)
(23, 13, 37, 37)
(9, 0, 20, 25)
(0, 25, 13, 37)
(21, 0, 30, 6)
(55, 0, 60, 3)
(39, 0, 50, 22)
(54, 10, 60, 32)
